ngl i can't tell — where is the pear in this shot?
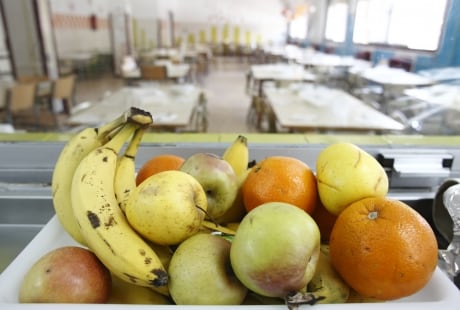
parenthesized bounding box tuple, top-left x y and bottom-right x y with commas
(168, 233, 248, 305)
(230, 202, 321, 298)
(316, 142, 389, 215)
(107, 274, 172, 304)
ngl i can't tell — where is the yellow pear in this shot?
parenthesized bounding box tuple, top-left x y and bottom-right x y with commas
(107, 274, 171, 304)
(316, 142, 388, 215)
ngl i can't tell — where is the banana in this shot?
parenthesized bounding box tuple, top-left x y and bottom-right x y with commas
(70, 118, 169, 296)
(222, 135, 249, 184)
(285, 245, 350, 308)
(51, 111, 129, 245)
(114, 126, 146, 212)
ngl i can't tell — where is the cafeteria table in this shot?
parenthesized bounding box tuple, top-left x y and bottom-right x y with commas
(357, 65, 435, 113)
(264, 84, 405, 133)
(400, 84, 460, 132)
(248, 63, 316, 97)
(66, 84, 203, 132)
(122, 62, 191, 83)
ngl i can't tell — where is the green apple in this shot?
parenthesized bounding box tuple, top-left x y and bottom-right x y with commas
(230, 202, 320, 298)
(125, 170, 207, 245)
(168, 233, 248, 305)
(315, 142, 389, 215)
(180, 152, 239, 219)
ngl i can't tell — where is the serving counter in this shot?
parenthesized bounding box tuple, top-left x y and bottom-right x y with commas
(0, 133, 459, 308)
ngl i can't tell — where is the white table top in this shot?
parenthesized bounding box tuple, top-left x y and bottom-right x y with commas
(67, 84, 201, 129)
(417, 66, 460, 82)
(359, 65, 434, 87)
(250, 63, 316, 82)
(296, 53, 368, 68)
(122, 62, 190, 80)
(265, 84, 405, 132)
(404, 84, 460, 113)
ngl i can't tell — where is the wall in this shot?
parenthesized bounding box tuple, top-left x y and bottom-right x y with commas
(131, 0, 287, 49)
(49, 0, 115, 56)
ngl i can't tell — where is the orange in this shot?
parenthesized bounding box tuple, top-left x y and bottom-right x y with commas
(329, 197, 438, 301)
(241, 156, 318, 214)
(136, 154, 185, 186)
(311, 201, 337, 243)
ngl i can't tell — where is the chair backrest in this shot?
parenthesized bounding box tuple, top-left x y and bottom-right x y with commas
(52, 75, 76, 99)
(7, 82, 37, 113)
(140, 65, 167, 80)
(355, 51, 372, 61)
(389, 58, 412, 72)
(16, 75, 49, 84)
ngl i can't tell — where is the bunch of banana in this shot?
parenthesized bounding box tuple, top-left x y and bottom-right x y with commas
(51, 110, 130, 245)
(285, 245, 350, 308)
(69, 110, 169, 296)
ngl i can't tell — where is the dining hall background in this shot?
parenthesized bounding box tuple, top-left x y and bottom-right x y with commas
(0, 0, 459, 135)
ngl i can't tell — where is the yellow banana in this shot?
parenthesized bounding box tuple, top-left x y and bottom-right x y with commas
(70, 118, 169, 296)
(114, 126, 147, 212)
(222, 135, 249, 184)
(51, 111, 129, 245)
(286, 245, 350, 307)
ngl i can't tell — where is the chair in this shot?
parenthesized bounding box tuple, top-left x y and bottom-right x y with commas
(389, 57, 413, 72)
(50, 74, 76, 115)
(140, 65, 168, 81)
(4, 82, 39, 128)
(355, 51, 372, 61)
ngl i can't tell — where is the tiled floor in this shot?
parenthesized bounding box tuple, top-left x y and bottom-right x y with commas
(73, 57, 255, 134)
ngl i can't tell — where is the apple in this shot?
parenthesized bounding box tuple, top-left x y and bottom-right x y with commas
(19, 246, 111, 303)
(125, 170, 208, 245)
(315, 142, 389, 215)
(230, 202, 320, 298)
(168, 233, 248, 305)
(180, 152, 239, 219)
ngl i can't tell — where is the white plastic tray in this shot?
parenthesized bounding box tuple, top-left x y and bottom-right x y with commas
(1, 215, 459, 309)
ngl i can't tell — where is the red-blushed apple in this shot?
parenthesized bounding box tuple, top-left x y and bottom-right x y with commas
(180, 152, 239, 219)
(19, 246, 111, 303)
(230, 202, 320, 298)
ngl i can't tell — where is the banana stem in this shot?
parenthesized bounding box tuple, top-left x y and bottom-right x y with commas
(97, 111, 129, 140)
(124, 127, 146, 158)
(104, 122, 139, 154)
(201, 220, 236, 235)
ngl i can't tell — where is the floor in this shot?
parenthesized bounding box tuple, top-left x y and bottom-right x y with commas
(73, 56, 255, 134)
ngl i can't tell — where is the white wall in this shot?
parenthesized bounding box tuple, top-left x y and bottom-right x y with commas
(130, 0, 288, 48)
(49, 0, 113, 55)
(48, 0, 291, 55)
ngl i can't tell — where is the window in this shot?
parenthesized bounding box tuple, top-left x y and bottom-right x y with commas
(324, 0, 348, 43)
(353, 0, 448, 51)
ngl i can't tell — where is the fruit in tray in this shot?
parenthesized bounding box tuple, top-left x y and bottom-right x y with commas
(18, 110, 439, 305)
(316, 142, 389, 215)
(168, 233, 248, 305)
(19, 246, 111, 303)
(180, 152, 239, 219)
(126, 170, 208, 245)
(230, 202, 321, 298)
